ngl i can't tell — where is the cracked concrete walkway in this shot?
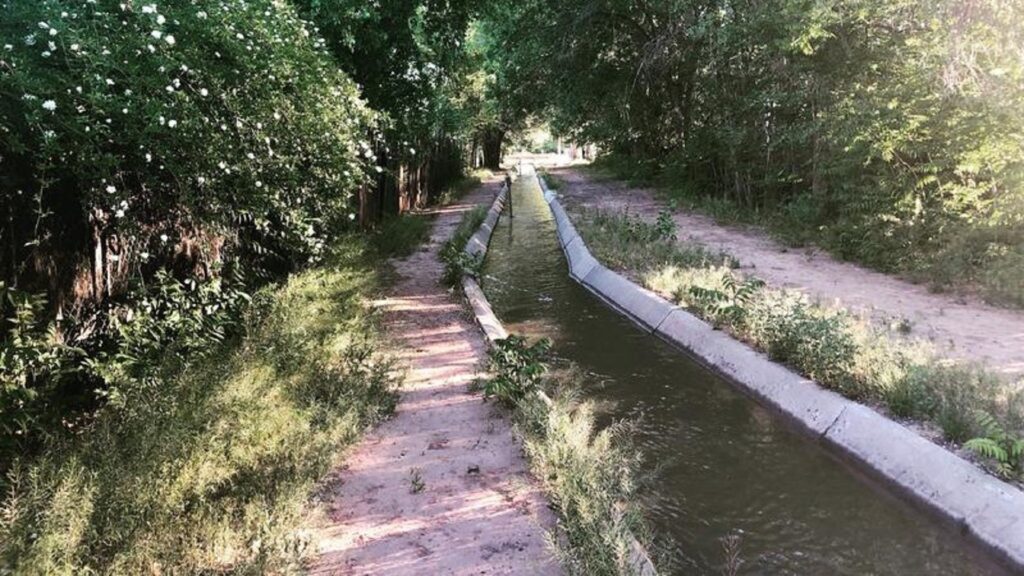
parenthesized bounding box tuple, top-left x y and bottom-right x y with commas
(308, 180, 560, 576)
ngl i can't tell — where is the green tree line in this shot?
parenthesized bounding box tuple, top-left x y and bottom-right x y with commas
(483, 0, 1024, 304)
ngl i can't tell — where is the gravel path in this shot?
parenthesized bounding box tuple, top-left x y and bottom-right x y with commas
(308, 181, 560, 575)
(553, 166, 1024, 378)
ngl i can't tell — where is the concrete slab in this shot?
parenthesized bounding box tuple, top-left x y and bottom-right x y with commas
(555, 214, 580, 248)
(581, 265, 674, 331)
(563, 236, 598, 281)
(464, 229, 489, 258)
(824, 404, 1024, 567)
(549, 199, 571, 230)
(655, 310, 849, 436)
(463, 277, 508, 343)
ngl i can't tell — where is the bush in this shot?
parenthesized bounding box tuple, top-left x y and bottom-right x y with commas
(0, 0, 374, 472)
(485, 336, 550, 406)
(440, 206, 486, 286)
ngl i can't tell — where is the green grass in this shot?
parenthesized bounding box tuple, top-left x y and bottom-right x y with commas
(575, 208, 1024, 480)
(371, 214, 431, 258)
(0, 219, 434, 573)
(538, 168, 564, 191)
(486, 337, 654, 575)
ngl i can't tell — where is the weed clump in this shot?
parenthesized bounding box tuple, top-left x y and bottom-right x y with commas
(440, 206, 487, 286)
(485, 336, 655, 575)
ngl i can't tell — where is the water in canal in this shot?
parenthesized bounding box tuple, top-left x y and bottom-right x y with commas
(480, 170, 1006, 575)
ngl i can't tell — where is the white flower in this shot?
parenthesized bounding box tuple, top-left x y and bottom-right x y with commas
(255, 180, 263, 188)
(115, 209, 125, 218)
(199, 88, 208, 97)
(150, 30, 162, 40)
(160, 234, 168, 242)
(164, 35, 175, 46)
(106, 185, 116, 193)
(41, 99, 57, 111)
(145, 153, 152, 162)
(140, 251, 150, 260)
(167, 119, 177, 128)
(142, 5, 157, 14)
(3, 44, 12, 51)
(197, 10, 208, 19)
(105, 78, 114, 86)
(38, 22, 50, 30)
(70, 43, 80, 51)
(197, 176, 206, 184)
(24, 34, 37, 46)
(49, 28, 58, 37)
(41, 51, 51, 58)
(156, 14, 166, 25)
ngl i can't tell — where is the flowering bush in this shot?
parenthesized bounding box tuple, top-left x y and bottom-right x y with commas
(0, 0, 375, 462)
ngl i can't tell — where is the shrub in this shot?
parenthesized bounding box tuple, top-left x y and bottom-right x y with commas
(439, 206, 486, 286)
(0, 0, 374, 470)
(485, 335, 551, 406)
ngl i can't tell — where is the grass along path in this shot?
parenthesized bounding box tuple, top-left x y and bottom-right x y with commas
(308, 179, 559, 574)
(550, 166, 1024, 378)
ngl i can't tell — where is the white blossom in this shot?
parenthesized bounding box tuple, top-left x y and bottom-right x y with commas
(41, 99, 57, 111)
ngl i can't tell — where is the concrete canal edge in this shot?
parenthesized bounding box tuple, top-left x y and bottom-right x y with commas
(536, 172, 1024, 572)
(458, 180, 659, 576)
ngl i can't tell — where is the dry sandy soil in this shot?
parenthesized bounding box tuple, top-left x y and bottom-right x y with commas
(308, 181, 559, 575)
(552, 166, 1024, 379)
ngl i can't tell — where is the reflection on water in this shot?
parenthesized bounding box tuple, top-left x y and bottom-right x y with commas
(480, 171, 1005, 575)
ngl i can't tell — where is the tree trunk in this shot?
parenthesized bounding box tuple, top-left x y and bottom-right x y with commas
(482, 127, 505, 170)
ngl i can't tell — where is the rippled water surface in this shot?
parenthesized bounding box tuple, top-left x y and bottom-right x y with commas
(480, 170, 1006, 575)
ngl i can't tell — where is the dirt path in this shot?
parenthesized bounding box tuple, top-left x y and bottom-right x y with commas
(308, 182, 560, 575)
(552, 166, 1024, 378)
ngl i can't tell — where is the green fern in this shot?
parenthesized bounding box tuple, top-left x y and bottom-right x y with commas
(965, 411, 1024, 479)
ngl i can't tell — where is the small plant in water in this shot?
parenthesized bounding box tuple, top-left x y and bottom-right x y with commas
(486, 335, 551, 406)
(965, 411, 1024, 479)
(720, 532, 744, 576)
